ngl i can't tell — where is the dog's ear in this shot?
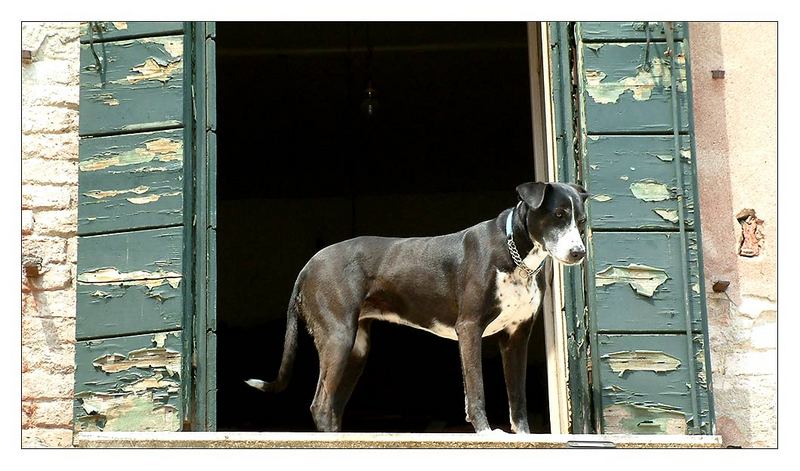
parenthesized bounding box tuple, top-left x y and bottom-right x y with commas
(516, 182, 549, 210)
(568, 183, 590, 202)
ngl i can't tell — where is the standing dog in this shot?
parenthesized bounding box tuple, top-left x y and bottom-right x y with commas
(247, 182, 589, 433)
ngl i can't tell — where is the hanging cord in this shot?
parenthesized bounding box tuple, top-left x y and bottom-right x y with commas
(639, 22, 652, 71)
(87, 21, 107, 85)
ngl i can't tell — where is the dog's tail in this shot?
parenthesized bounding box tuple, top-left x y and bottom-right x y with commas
(245, 277, 301, 394)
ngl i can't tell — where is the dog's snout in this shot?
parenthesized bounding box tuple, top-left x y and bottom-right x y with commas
(569, 246, 586, 261)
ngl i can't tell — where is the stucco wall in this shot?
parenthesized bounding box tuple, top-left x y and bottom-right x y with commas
(689, 22, 777, 448)
(21, 21, 80, 447)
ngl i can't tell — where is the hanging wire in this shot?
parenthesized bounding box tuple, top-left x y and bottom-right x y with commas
(87, 21, 107, 85)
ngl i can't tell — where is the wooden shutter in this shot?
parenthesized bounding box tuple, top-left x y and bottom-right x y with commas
(74, 22, 190, 432)
(550, 22, 715, 435)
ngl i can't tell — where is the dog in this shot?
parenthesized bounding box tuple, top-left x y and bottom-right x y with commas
(246, 182, 589, 434)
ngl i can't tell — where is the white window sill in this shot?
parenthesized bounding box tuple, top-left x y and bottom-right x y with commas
(75, 431, 723, 448)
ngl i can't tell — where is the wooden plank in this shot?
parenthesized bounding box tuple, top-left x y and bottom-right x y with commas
(77, 226, 183, 280)
(596, 334, 711, 434)
(80, 22, 184, 43)
(589, 232, 703, 332)
(76, 279, 183, 340)
(580, 22, 685, 42)
(78, 130, 183, 234)
(579, 41, 689, 134)
(80, 35, 184, 136)
(74, 331, 182, 432)
(585, 135, 695, 230)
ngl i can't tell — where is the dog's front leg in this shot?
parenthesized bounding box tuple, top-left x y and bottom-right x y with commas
(499, 318, 534, 433)
(455, 320, 491, 433)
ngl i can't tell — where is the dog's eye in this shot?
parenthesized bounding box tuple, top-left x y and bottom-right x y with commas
(555, 209, 568, 219)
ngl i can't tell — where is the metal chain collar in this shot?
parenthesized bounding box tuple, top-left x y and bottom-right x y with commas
(506, 236, 537, 280)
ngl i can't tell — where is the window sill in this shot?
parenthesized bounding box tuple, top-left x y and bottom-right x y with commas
(75, 431, 723, 448)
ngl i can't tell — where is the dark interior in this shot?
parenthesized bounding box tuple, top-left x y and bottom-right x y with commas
(216, 22, 550, 432)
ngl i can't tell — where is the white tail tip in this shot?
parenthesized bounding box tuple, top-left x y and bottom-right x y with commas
(245, 379, 266, 390)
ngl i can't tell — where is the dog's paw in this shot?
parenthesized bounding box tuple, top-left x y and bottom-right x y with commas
(477, 428, 508, 436)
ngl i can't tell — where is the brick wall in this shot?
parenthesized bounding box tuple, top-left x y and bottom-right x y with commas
(21, 22, 80, 448)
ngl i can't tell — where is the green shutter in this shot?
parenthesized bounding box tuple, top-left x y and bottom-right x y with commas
(74, 22, 190, 432)
(566, 21, 714, 434)
(191, 21, 218, 431)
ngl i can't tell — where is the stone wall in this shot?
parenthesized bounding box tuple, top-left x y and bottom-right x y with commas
(21, 22, 80, 448)
(689, 22, 777, 448)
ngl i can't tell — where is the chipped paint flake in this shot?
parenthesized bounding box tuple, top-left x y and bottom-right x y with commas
(654, 209, 679, 223)
(126, 57, 182, 84)
(126, 191, 181, 205)
(692, 283, 700, 294)
(602, 350, 682, 376)
(84, 185, 149, 200)
(586, 43, 604, 52)
(112, 22, 128, 31)
(630, 180, 671, 202)
(596, 263, 669, 297)
(648, 152, 673, 162)
(591, 194, 613, 202)
(80, 139, 183, 172)
(604, 403, 687, 435)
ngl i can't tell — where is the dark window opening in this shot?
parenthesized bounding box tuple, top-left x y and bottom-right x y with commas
(215, 22, 549, 433)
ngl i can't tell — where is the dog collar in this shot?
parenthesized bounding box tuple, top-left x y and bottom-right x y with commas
(506, 202, 546, 280)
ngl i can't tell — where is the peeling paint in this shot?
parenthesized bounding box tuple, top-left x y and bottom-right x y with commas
(78, 268, 182, 289)
(591, 194, 613, 202)
(584, 54, 687, 105)
(586, 43, 604, 52)
(76, 391, 180, 432)
(140, 37, 184, 59)
(604, 403, 687, 435)
(112, 22, 128, 31)
(92, 347, 181, 375)
(630, 180, 671, 202)
(653, 209, 679, 223)
(85, 185, 150, 200)
(80, 138, 183, 172)
(602, 350, 682, 376)
(620, 175, 629, 181)
(692, 283, 700, 294)
(596, 263, 669, 297)
(126, 57, 182, 84)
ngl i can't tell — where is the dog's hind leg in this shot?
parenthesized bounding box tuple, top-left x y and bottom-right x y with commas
(331, 319, 372, 423)
(309, 320, 358, 432)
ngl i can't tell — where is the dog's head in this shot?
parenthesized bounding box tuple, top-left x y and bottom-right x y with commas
(516, 182, 589, 265)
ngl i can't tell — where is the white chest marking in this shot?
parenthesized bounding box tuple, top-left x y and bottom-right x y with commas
(486, 269, 541, 337)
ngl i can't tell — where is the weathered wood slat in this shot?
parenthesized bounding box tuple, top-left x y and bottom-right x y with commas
(80, 35, 184, 136)
(589, 231, 703, 333)
(76, 280, 183, 340)
(580, 41, 689, 133)
(80, 22, 184, 43)
(596, 334, 711, 434)
(74, 331, 182, 432)
(77, 226, 183, 280)
(78, 130, 184, 234)
(580, 22, 685, 42)
(585, 135, 695, 230)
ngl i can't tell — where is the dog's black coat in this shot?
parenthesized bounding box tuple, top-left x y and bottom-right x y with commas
(247, 182, 588, 433)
